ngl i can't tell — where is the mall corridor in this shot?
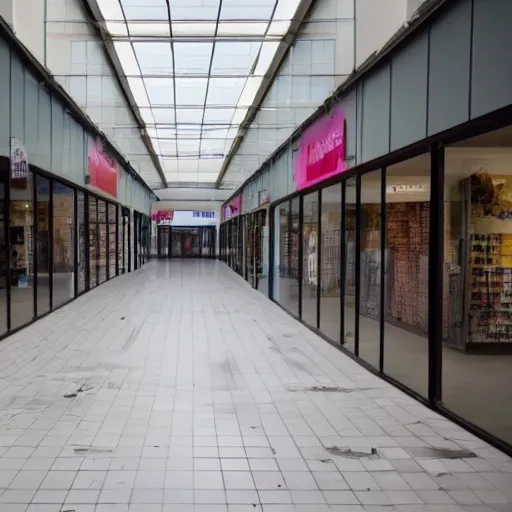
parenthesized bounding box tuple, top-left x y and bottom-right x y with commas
(0, 260, 506, 511)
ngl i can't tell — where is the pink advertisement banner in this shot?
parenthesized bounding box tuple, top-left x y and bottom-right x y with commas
(223, 194, 242, 221)
(293, 106, 346, 191)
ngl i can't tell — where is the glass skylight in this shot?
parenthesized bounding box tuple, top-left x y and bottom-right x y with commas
(96, 0, 302, 184)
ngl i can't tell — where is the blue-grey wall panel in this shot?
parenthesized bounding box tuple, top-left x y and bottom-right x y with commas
(24, 72, 39, 165)
(10, 56, 24, 148)
(38, 87, 51, 171)
(356, 82, 363, 165)
(390, 32, 428, 150)
(340, 89, 356, 168)
(471, 0, 512, 118)
(51, 97, 64, 177)
(428, 0, 471, 135)
(361, 64, 390, 162)
(0, 39, 10, 158)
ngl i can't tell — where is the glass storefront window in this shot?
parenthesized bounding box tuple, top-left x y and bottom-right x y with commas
(89, 196, 97, 289)
(384, 154, 430, 397)
(320, 183, 342, 343)
(98, 200, 107, 284)
(344, 177, 357, 352)
(108, 203, 117, 279)
(443, 127, 512, 445)
(359, 170, 382, 369)
(302, 192, 319, 328)
(77, 191, 86, 294)
(10, 170, 34, 330)
(0, 166, 7, 336)
(52, 182, 74, 308)
(36, 176, 50, 316)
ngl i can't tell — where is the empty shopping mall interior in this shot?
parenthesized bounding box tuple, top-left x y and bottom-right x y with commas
(0, 0, 508, 510)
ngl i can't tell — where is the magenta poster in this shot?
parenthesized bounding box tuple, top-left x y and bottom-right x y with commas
(223, 194, 242, 221)
(294, 106, 345, 191)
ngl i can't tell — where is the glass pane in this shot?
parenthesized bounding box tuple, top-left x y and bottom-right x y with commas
(274, 202, 289, 308)
(53, 182, 74, 308)
(320, 183, 342, 343)
(36, 176, 51, 316)
(98, 200, 107, 284)
(10, 170, 34, 330)
(344, 178, 357, 352)
(302, 191, 318, 328)
(0, 175, 7, 335)
(89, 196, 97, 289)
(443, 127, 512, 445)
(109, 203, 117, 278)
(77, 191, 86, 294)
(359, 170, 382, 369)
(384, 153, 430, 398)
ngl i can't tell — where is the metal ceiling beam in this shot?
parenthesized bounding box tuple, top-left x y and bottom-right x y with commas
(80, 0, 167, 188)
(214, 0, 317, 188)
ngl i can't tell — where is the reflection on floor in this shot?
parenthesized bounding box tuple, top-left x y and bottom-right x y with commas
(275, 277, 512, 446)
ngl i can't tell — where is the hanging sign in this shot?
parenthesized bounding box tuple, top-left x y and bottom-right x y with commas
(11, 137, 28, 189)
(293, 105, 345, 191)
(88, 138, 118, 198)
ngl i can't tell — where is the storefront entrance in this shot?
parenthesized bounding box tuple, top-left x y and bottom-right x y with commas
(157, 226, 216, 259)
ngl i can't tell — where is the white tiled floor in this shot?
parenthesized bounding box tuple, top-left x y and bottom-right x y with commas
(0, 259, 509, 512)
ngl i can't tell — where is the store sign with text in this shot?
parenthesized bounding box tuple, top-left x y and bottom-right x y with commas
(88, 138, 118, 198)
(223, 195, 242, 221)
(11, 138, 28, 189)
(293, 105, 345, 191)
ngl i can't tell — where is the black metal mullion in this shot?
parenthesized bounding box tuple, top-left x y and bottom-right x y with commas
(428, 143, 444, 406)
(379, 168, 386, 373)
(340, 181, 346, 345)
(49, 180, 54, 311)
(317, 189, 322, 330)
(298, 196, 304, 320)
(354, 174, 361, 357)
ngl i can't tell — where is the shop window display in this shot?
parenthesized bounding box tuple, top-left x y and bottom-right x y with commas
(10, 170, 34, 330)
(302, 192, 319, 328)
(108, 203, 116, 279)
(383, 154, 430, 397)
(98, 200, 107, 284)
(89, 196, 98, 289)
(0, 169, 7, 336)
(319, 183, 342, 343)
(359, 170, 382, 369)
(343, 177, 357, 352)
(77, 191, 86, 294)
(52, 182, 74, 308)
(443, 126, 512, 446)
(36, 176, 50, 315)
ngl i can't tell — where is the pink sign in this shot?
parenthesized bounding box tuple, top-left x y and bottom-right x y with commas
(294, 106, 345, 191)
(224, 195, 242, 221)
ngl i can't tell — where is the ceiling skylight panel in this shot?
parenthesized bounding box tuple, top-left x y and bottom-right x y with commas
(220, 0, 276, 20)
(106, 22, 128, 36)
(174, 43, 213, 76)
(175, 78, 208, 106)
(171, 22, 217, 37)
(133, 43, 173, 75)
(120, 0, 168, 20)
(253, 41, 280, 75)
(152, 108, 176, 124)
(127, 77, 150, 107)
(176, 109, 204, 124)
(169, 0, 221, 21)
(203, 108, 235, 124)
(211, 42, 261, 75)
(237, 76, 264, 106)
(144, 78, 174, 106)
(97, 0, 124, 20)
(273, 0, 302, 20)
(178, 160, 199, 172)
(202, 125, 230, 139)
(113, 42, 140, 75)
(207, 78, 246, 106)
(231, 107, 248, 124)
(200, 139, 227, 154)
